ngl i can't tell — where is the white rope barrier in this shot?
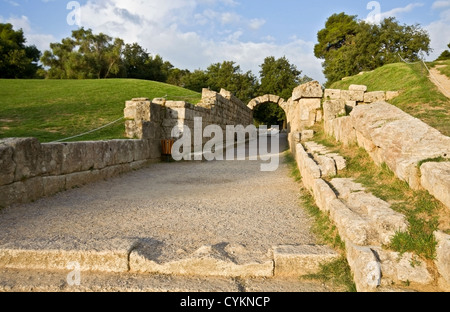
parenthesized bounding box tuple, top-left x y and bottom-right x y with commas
(51, 117, 124, 143)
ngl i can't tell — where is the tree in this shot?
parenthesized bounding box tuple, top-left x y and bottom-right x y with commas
(182, 69, 209, 93)
(0, 23, 41, 78)
(315, 13, 431, 85)
(122, 43, 173, 82)
(41, 28, 125, 79)
(205, 61, 259, 102)
(259, 56, 312, 100)
(437, 43, 450, 61)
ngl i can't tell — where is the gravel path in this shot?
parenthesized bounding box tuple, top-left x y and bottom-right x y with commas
(0, 135, 317, 262)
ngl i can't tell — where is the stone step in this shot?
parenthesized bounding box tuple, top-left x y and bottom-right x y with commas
(0, 239, 339, 279)
(0, 268, 337, 292)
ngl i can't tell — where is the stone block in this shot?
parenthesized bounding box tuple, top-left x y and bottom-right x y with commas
(299, 98, 321, 110)
(292, 81, 323, 100)
(316, 155, 337, 177)
(434, 231, 450, 289)
(323, 100, 345, 121)
(0, 145, 15, 186)
(324, 89, 341, 100)
(364, 91, 386, 103)
(42, 175, 66, 197)
(124, 99, 151, 122)
(350, 102, 450, 189)
(373, 248, 433, 286)
(112, 140, 135, 164)
(420, 162, 450, 210)
(328, 198, 370, 246)
(1, 138, 41, 181)
(65, 170, 102, 190)
(39, 143, 63, 176)
(349, 85, 368, 92)
(301, 130, 314, 142)
(346, 243, 381, 292)
(273, 245, 340, 277)
(312, 179, 337, 212)
(341, 90, 364, 102)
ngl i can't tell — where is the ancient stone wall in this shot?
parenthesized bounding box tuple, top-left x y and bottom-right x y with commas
(125, 88, 254, 153)
(0, 137, 161, 208)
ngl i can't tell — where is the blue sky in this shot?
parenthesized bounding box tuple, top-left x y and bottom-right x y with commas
(1, 0, 449, 83)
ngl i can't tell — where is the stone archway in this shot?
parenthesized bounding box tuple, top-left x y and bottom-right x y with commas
(247, 94, 288, 129)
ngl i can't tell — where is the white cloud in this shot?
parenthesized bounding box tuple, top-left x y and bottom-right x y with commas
(425, 4, 450, 60)
(432, 0, 450, 9)
(379, 3, 424, 19)
(74, 0, 325, 82)
(248, 18, 266, 30)
(0, 15, 55, 52)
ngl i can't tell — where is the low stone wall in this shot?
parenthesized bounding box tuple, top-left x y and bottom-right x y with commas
(290, 141, 435, 292)
(125, 88, 254, 146)
(324, 101, 450, 210)
(0, 137, 161, 208)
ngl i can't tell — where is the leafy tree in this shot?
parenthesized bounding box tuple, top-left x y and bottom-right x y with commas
(205, 61, 259, 102)
(182, 69, 209, 93)
(122, 43, 173, 82)
(259, 56, 312, 100)
(436, 43, 450, 61)
(41, 28, 125, 79)
(167, 68, 191, 87)
(315, 13, 431, 85)
(0, 23, 41, 78)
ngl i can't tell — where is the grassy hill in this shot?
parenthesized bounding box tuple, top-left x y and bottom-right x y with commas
(330, 62, 450, 136)
(0, 79, 201, 143)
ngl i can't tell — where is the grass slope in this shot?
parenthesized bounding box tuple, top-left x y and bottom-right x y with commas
(0, 79, 201, 142)
(330, 62, 450, 136)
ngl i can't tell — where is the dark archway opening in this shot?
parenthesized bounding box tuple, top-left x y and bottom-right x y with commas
(253, 102, 287, 129)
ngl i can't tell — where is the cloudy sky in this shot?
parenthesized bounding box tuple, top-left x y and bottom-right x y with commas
(1, 0, 449, 83)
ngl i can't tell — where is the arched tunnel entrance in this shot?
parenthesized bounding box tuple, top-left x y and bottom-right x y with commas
(247, 95, 287, 130)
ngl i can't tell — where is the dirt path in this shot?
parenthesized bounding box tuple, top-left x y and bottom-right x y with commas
(429, 65, 450, 98)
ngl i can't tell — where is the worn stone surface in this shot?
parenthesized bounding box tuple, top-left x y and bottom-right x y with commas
(350, 102, 450, 189)
(332, 178, 408, 246)
(328, 198, 370, 246)
(372, 248, 433, 285)
(364, 91, 386, 103)
(434, 231, 450, 290)
(324, 116, 357, 147)
(346, 243, 381, 292)
(1, 138, 41, 181)
(312, 179, 337, 213)
(323, 100, 345, 121)
(0, 144, 15, 186)
(324, 89, 341, 100)
(349, 85, 368, 92)
(316, 155, 337, 177)
(129, 243, 274, 278)
(420, 162, 450, 210)
(341, 90, 364, 102)
(292, 81, 323, 100)
(273, 245, 340, 277)
(0, 239, 136, 273)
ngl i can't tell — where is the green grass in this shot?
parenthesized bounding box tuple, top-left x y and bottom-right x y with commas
(311, 125, 448, 260)
(0, 79, 201, 142)
(284, 152, 356, 292)
(330, 62, 450, 136)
